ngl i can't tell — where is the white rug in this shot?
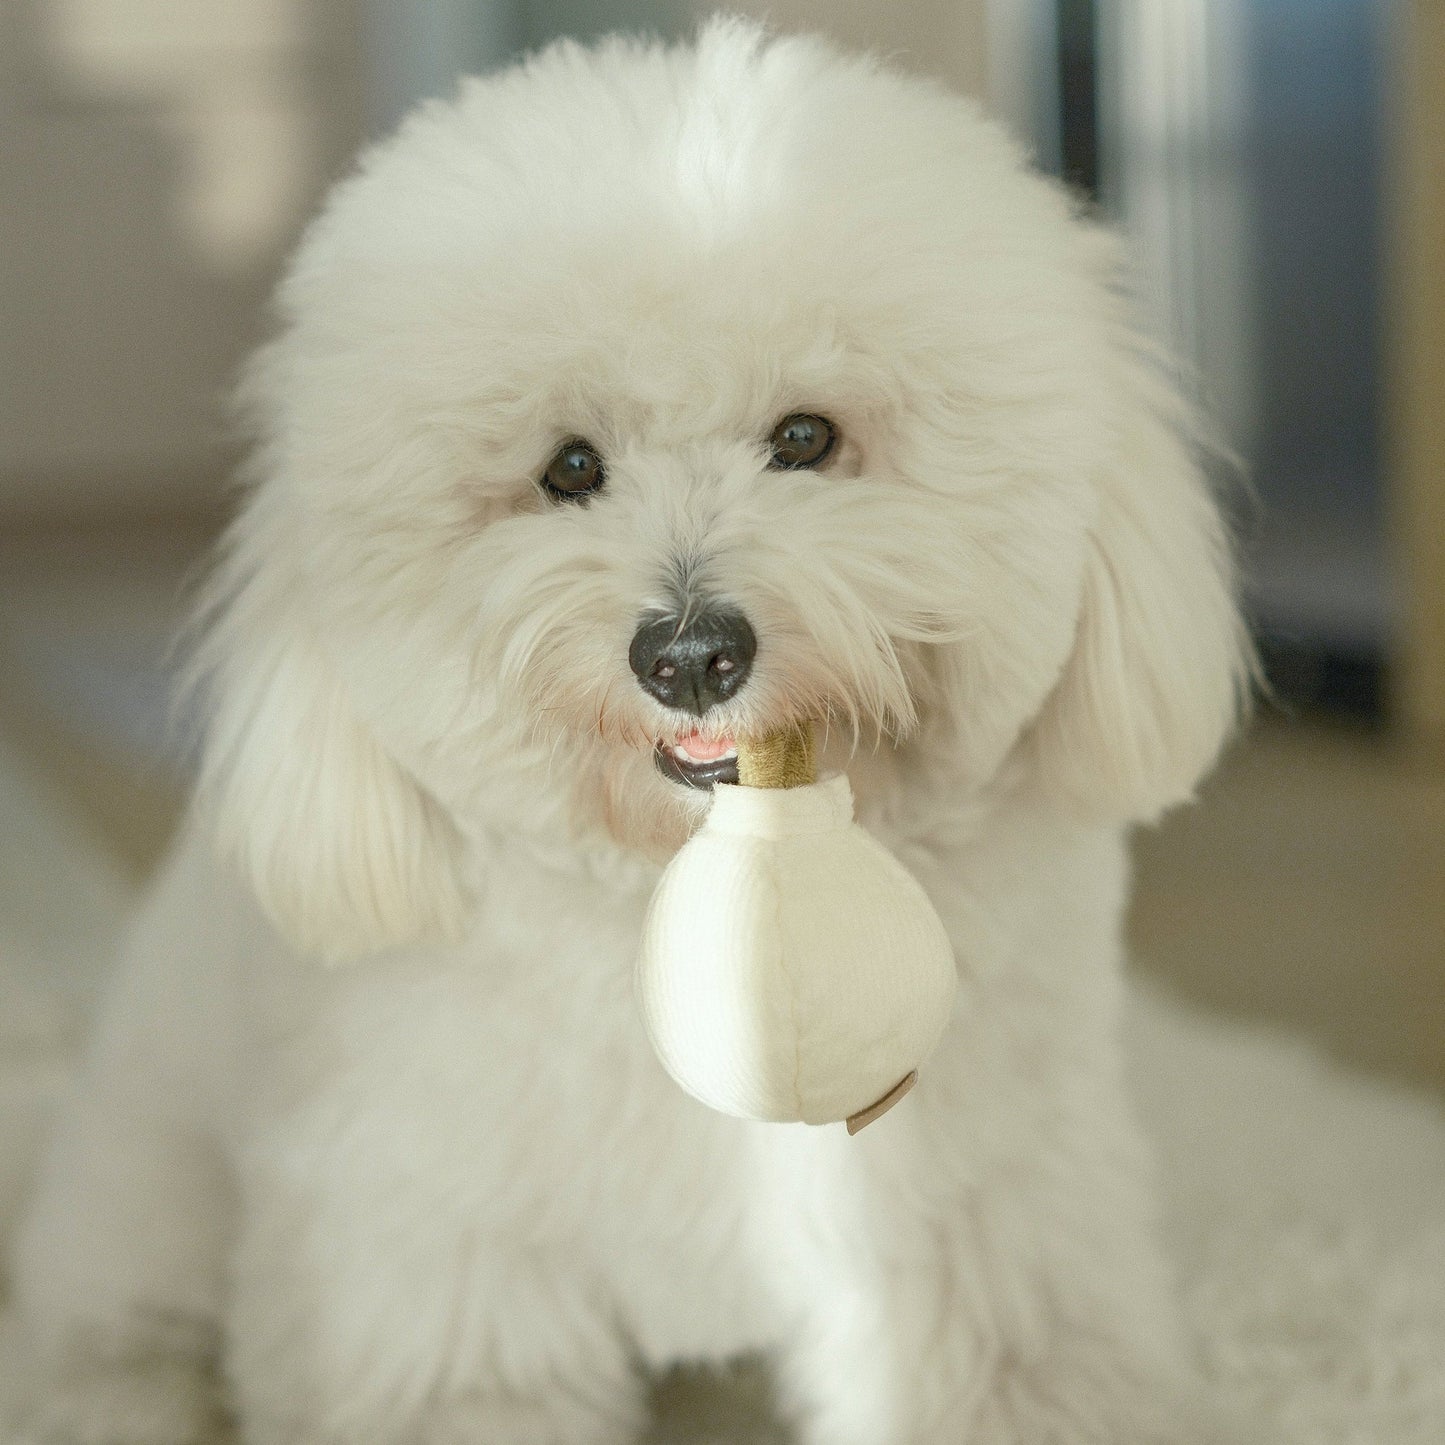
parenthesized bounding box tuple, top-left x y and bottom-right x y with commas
(1, 730, 1442, 1443)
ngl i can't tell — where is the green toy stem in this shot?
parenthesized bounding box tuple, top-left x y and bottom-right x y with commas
(736, 723, 817, 789)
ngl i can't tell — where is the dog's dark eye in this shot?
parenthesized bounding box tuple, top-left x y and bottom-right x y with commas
(541, 440, 605, 500)
(768, 413, 836, 470)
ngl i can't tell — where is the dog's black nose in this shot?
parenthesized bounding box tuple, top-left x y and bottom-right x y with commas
(629, 609, 757, 715)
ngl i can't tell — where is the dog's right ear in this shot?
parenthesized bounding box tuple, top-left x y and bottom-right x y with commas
(1022, 352, 1251, 823)
(189, 535, 470, 964)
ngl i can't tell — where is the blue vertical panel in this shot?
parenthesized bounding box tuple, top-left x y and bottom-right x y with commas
(1241, 0, 1387, 710)
(1245, 0, 1382, 528)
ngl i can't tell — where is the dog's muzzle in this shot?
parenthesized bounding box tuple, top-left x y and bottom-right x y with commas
(631, 608, 754, 789)
(629, 609, 755, 716)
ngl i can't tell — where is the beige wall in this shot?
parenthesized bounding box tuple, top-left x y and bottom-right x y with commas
(1389, 0, 1445, 760)
(0, 0, 361, 516)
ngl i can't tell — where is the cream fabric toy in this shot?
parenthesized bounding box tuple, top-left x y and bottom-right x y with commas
(636, 724, 957, 1132)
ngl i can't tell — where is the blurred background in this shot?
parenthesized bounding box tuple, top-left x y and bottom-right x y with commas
(1, 0, 1441, 1088)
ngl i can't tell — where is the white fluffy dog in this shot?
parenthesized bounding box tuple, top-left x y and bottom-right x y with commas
(11, 20, 1249, 1444)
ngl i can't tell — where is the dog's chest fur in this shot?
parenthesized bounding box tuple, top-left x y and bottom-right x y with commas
(227, 802, 1124, 1372)
(234, 847, 805, 1363)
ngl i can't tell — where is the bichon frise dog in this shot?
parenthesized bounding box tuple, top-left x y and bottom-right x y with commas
(11, 19, 1249, 1444)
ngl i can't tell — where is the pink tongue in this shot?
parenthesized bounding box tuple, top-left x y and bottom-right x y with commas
(676, 731, 734, 761)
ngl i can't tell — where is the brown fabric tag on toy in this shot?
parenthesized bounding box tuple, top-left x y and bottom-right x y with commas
(846, 1071, 917, 1134)
(737, 723, 816, 789)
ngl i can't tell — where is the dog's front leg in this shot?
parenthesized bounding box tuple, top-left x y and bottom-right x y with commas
(226, 1192, 646, 1445)
(770, 1159, 1228, 1445)
(777, 1249, 1222, 1445)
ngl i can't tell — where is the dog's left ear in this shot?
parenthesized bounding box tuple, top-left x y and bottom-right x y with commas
(190, 540, 471, 964)
(1025, 359, 1252, 822)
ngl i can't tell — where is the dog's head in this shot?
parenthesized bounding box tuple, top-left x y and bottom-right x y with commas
(192, 21, 1248, 961)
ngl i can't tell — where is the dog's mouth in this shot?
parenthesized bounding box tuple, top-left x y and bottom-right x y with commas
(652, 731, 739, 790)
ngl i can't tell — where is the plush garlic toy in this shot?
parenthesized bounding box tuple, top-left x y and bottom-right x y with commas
(636, 724, 957, 1132)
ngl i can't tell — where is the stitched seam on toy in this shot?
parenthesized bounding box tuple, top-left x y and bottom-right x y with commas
(769, 848, 804, 1117)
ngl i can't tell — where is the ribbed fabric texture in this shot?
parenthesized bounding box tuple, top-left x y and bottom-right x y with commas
(636, 774, 957, 1125)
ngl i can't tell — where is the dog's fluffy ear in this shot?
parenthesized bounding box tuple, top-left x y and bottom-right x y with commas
(1026, 357, 1252, 823)
(189, 545, 470, 964)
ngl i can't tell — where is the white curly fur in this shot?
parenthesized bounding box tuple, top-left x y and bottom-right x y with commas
(9, 19, 1250, 1443)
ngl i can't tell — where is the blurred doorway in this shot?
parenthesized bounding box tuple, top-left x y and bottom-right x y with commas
(1096, 0, 1391, 725)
